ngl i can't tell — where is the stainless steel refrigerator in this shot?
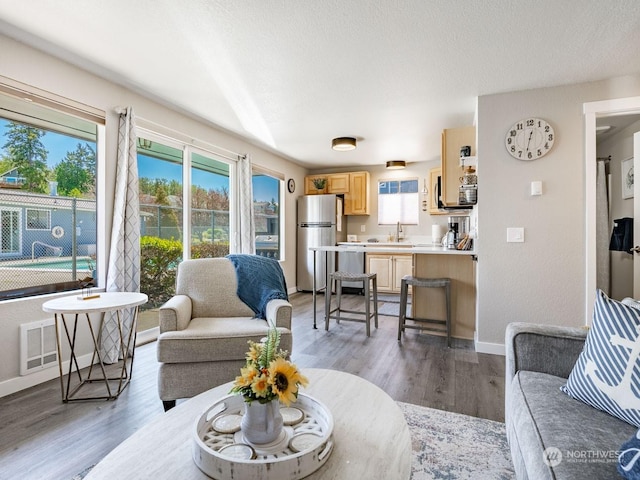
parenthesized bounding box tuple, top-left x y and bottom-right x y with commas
(296, 194, 346, 291)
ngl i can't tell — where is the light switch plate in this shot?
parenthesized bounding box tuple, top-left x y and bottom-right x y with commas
(507, 227, 524, 243)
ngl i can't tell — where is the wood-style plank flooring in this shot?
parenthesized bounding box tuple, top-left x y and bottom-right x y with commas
(0, 292, 504, 480)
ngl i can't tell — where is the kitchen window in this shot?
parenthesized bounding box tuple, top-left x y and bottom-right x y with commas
(378, 178, 419, 225)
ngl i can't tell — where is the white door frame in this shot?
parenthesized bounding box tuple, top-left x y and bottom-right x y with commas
(584, 96, 640, 323)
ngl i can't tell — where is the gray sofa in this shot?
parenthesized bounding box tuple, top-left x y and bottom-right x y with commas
(505, 322, 635, 479)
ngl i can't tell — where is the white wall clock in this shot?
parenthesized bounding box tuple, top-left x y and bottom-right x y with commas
(505, 117, 555, 160)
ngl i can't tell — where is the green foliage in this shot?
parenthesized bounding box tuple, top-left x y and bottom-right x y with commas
(191, 242, 229, 259)
(54, 143, 95, 197)
(2, 121, 49, 192)
(139, 236, 183, 308)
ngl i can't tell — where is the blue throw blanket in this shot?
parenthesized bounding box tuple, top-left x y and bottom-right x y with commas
(226, 254, 288, 320)
(619, 429, 640, 479)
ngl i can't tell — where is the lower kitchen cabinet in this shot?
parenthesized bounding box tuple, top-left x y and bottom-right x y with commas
(366, 253, 413, 293)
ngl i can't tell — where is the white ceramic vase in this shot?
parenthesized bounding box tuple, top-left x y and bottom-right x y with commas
(241, 400, 284, 445)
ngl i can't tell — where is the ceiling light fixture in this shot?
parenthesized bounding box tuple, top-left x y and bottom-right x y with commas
(386, 160, 406, 170)
(332, 137, 356, 151)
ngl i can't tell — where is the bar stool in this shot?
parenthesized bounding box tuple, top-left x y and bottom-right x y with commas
(325, 271, 378, 336)
(398, 275, 451, 347)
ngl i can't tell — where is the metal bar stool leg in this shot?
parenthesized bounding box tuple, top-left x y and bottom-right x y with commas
(445, 281, 451, 348)
(335, 278, 342, 324)
(364, 278, 371, 337)
(372, 275, 378, 329)
(324, 273, 333, 331)
(398, 278, 408, 341)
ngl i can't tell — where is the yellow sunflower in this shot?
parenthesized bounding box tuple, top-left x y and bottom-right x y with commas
(268, 358, 309, 406)
(233, 365, 258, 388)
(251, 373, 271, 398)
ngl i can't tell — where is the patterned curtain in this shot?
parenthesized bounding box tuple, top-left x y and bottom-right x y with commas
(237, 154, 255, 254)
(100, 107, 141, 363)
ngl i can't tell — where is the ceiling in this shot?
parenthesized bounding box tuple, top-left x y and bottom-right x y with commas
(1, 1, 640, 169)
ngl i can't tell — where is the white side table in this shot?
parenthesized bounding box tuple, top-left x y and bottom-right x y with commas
(42, 291, 147, 402)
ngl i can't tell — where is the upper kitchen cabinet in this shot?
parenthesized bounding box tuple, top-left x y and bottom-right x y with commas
(327, 173, 350, 193)
(441, 126, 475, 206)
(304, 175, 328, 194)
(304, 171, 370, 215)
(344, 171, 370, 215)
(428, 167, 446, 215)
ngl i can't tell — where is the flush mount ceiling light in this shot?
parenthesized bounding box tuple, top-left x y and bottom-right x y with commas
(331, 137, 356, 151)
(386, 160, 406, 170)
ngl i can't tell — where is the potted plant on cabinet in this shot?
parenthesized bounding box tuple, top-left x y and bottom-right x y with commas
(312, 177, 327, 193)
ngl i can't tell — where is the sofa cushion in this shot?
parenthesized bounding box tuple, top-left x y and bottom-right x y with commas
(509, 370, 635, 479)
(561, 289, 640, 427)
(157, 317, 293, 363)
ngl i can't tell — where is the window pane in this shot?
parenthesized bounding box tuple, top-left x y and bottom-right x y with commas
(26, 209, 51, 230)
(0, 113, 97, 301)
(137, 138, 183, 332)
(252, 173, 281, 260)
(191, 152, 230, 259)
(377, 179, 419, 225)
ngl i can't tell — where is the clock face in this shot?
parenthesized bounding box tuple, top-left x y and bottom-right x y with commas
(287, 178, 295, 193)
(505, 117, 555, 160)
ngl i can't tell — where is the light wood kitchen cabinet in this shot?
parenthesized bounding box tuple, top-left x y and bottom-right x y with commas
(428, 167, 446, 215)
(441, 126, 475, 206)
(304, 175, 328, 194)
(344, 171, 370, 215)
(327, 173, 350, 193)
(304, 171, 370, 215)
(366, 253, 413, 293)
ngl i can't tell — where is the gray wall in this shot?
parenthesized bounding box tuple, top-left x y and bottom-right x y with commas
(476, 76, 640, 349)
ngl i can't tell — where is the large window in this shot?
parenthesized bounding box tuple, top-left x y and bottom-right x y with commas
(0, 93, 99, 300)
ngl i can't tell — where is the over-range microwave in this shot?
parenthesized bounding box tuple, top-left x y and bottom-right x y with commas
(435, 174, 474, 211)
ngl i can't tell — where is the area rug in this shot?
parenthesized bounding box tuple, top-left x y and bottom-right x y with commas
(72, 403, 515, 480)
(399, 402, 515, 479)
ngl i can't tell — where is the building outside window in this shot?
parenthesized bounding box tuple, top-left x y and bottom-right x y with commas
(0, 93, 99, 300)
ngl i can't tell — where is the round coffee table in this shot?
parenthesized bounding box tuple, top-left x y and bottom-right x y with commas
(85, 368, 411, 479)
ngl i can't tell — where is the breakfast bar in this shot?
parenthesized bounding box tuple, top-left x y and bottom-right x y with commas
(310, 245, 477, 340)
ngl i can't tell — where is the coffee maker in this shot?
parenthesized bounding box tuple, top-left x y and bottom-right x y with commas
(445, 216, 470, 249)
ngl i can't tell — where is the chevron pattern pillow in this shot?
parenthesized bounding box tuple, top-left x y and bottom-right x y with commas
(561, 289, 640, 427)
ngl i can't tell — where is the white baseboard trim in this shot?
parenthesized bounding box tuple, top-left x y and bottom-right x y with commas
(288, 286, 298, 295)
(474, 339, 505, 356)
(0, 351, 94, 398)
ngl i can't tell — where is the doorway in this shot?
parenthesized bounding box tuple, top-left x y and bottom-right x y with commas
(585, 96, 640, 322)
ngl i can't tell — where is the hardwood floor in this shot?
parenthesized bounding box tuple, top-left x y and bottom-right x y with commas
(0, 292, 504, 480)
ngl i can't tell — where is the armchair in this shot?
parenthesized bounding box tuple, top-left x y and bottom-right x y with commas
(156, 257, 293, 410)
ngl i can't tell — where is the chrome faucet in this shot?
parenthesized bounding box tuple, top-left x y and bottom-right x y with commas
(396, 222, 403, 242)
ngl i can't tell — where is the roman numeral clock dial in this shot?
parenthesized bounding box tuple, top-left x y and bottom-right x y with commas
(505, 117, 555, 160)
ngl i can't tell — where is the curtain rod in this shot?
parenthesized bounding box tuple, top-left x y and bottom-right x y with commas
(597, 155, 611, 162)
(114, 107, 245, 161)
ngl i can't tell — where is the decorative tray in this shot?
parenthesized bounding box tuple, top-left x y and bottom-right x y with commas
(193, 393, 334, 479)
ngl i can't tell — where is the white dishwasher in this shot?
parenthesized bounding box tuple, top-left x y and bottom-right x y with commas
(337, 249, 366, 294)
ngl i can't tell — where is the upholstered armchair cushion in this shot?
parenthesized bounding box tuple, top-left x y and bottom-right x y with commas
(175, 258, 255, 318)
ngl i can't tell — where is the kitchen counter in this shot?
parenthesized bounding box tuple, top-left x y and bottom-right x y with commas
(310, 245, 477, 340)
(316, 244, 475, 255)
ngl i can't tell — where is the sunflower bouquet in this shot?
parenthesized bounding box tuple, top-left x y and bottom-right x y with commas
(230, 326, 308, 407)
